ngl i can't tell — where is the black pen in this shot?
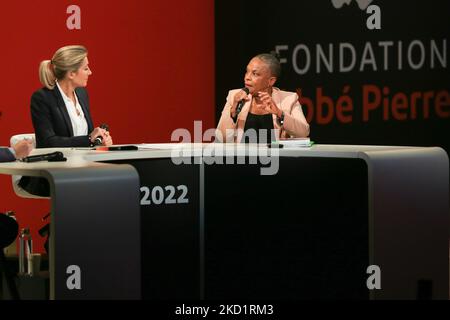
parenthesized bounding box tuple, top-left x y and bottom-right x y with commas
(267, 143, 284, 148)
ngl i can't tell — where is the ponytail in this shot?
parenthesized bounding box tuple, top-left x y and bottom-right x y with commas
(39, 60, 56, 90)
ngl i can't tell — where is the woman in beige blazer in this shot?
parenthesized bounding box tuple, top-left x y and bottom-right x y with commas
(216, 53, 310, 143)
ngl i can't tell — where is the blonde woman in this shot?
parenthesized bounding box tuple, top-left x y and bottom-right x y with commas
(31, 45, 113, 148)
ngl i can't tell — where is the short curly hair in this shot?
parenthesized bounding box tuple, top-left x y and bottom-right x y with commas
(254, 52, 281, 78)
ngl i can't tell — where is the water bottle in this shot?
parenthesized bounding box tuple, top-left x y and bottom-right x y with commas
(3, 211, 17, 257)
(19, 227, 32, 275)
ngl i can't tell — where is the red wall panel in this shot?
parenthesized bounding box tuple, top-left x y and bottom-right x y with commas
(0, 0, 214, 252)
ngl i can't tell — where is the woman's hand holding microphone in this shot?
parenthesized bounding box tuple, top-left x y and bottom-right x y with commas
(90, 126, 113, 146)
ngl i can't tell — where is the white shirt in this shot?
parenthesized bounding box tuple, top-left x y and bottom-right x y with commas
(56, 81, 88, 137)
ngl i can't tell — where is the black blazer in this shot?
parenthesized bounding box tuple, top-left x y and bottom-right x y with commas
(0, 148, 15, 162)
(30, 86, 94, 148)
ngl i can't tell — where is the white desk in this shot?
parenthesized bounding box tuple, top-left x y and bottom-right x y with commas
(1, 144, 448, 299)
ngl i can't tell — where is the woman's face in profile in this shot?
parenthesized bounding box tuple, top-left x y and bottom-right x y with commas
(244, 58, 274, 95)
(72, 57, 92, 87)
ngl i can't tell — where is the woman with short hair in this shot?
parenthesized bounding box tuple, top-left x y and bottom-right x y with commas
(216, 53, 310, 143)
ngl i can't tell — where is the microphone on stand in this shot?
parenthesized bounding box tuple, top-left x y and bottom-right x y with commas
(21, 151, 66, 163)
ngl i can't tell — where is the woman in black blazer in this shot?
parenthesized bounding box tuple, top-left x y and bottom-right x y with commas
(30, 45, 113, 148)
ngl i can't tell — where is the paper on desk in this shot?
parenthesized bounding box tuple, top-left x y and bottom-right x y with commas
(137, 143, 202, 150)
(278, 138, 313, 148)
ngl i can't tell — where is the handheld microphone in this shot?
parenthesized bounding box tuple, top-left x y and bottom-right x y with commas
(93, 123, 110, 146)
(235, 87, 250, 117)
(21, 151, 66, 163)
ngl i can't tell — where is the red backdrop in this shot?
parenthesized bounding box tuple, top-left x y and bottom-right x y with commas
(0, 0, 214, 252)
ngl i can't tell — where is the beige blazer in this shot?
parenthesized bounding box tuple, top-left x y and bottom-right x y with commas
(216, 87, 310, 142)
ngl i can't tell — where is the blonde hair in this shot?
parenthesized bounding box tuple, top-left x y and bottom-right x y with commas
(39, 45, 88, 90)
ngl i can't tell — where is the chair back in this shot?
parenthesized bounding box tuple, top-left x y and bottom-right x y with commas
(10, 134, 36, 148)
(10, 133, 47, 199)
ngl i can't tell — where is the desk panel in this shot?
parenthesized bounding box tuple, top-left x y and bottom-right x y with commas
(109, 159, 200, 299)
(204, 157, 369, 299)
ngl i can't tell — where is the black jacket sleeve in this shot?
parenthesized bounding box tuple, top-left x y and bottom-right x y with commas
(0, 147, 15, 162)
